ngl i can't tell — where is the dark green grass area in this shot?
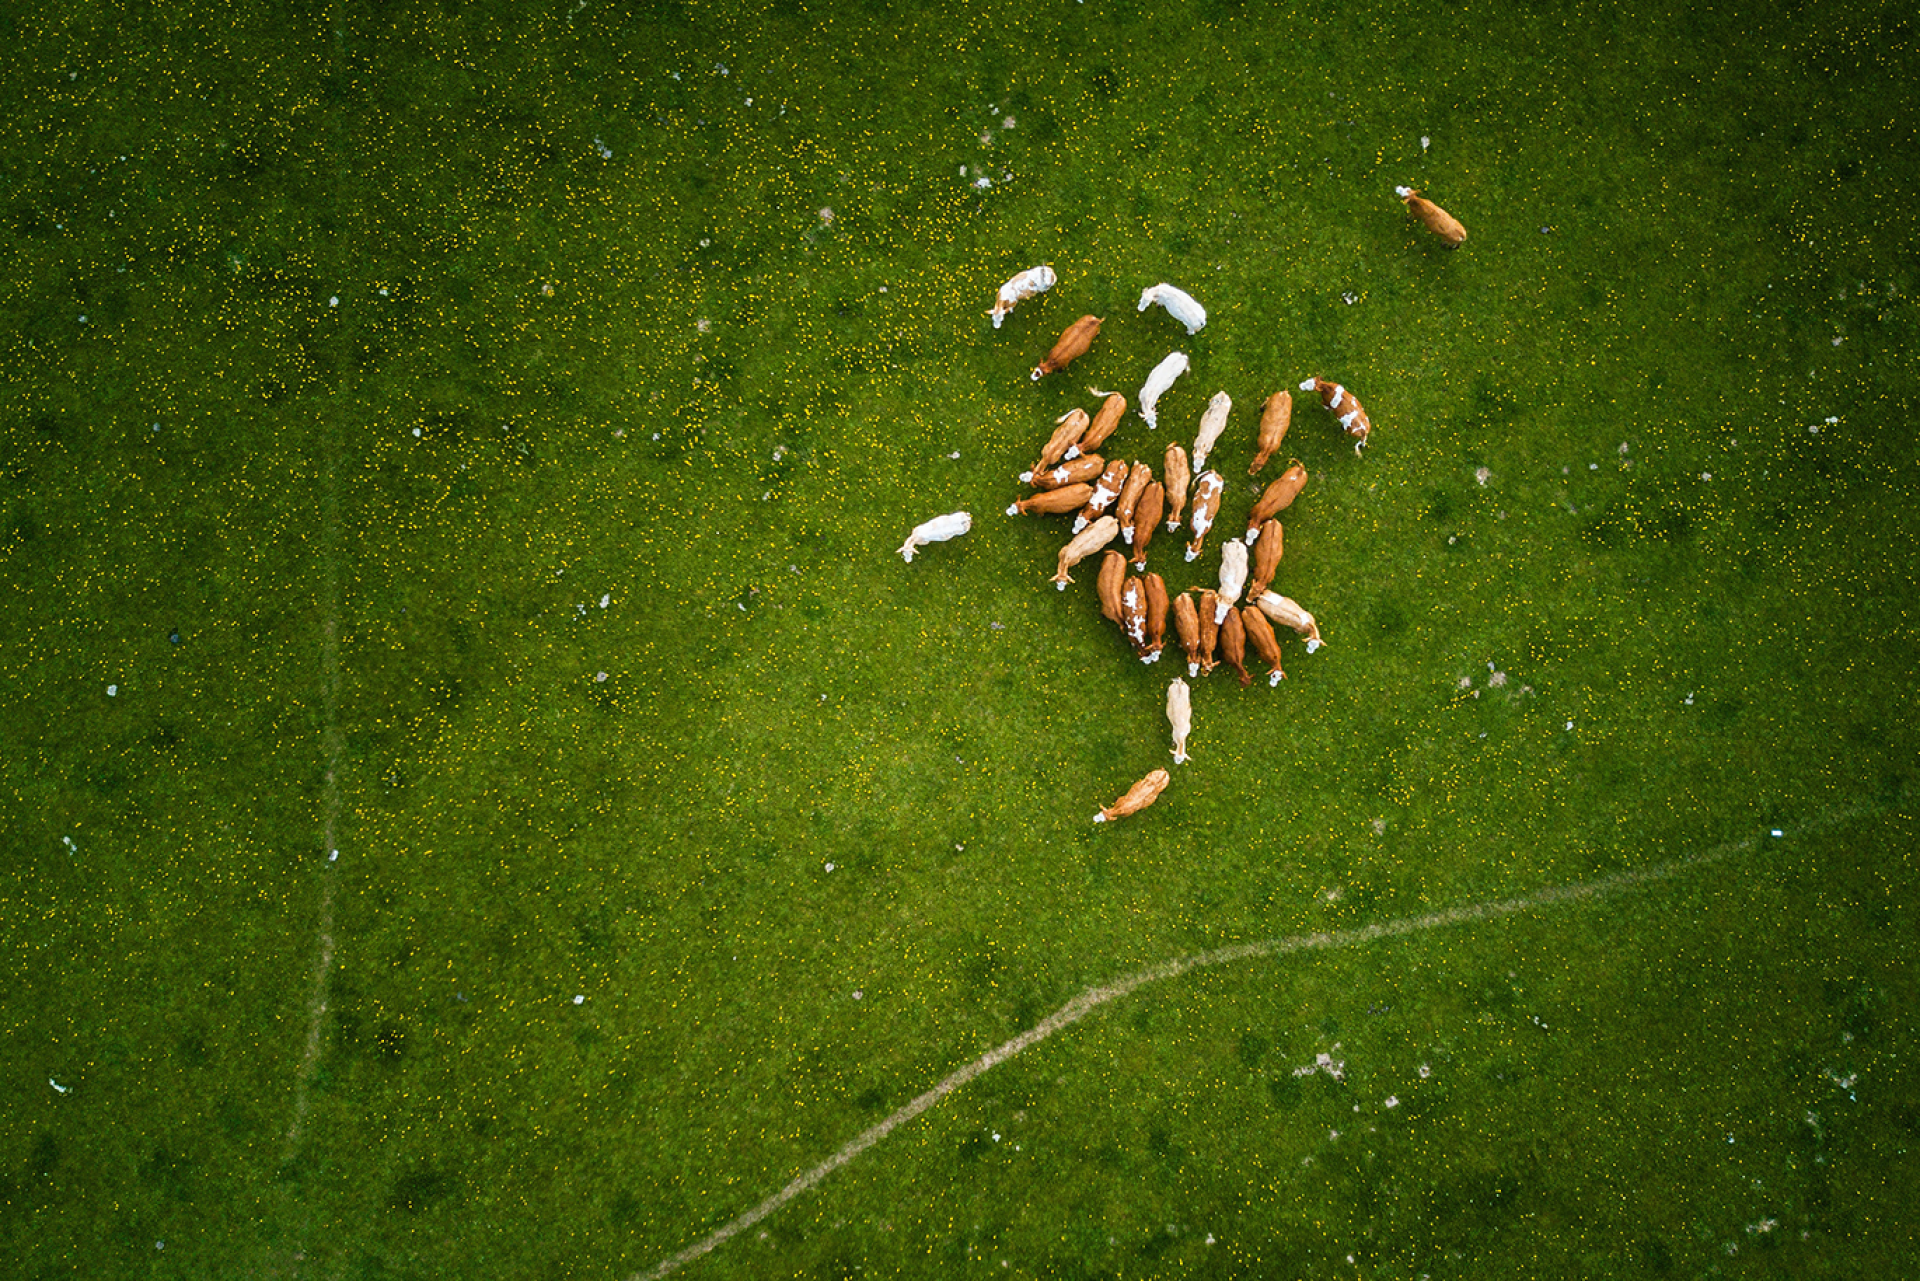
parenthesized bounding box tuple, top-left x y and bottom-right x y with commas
(3, 0, 1917, 1277)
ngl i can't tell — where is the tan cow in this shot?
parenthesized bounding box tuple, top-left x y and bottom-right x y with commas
(1052, 515, 1120, 589)
(1299, 376, 1373, 454)
(990, 264, 1056, 327)
(1215, 540, 1248, 622)
(1008, 482, 1096, 516)
(1219, 607, 1250, 688)
(1020, 408, 1089, 481)
(1166, 678, 1192, 764)
(1162, 443, 1191, 531)
(1073, 458, 1131, 533)
(1172, 590, 1203, 677)
(1396, 186, 1467, 247)
(1027, 455, 1106, 490)
(1245, 460, 1308, 541)
(1241, 603, 1286, 685)
(1250, 391, 1291, 475)
(1128, 482, 1164, 569)
(1142, 572, 1169, 664)
(1093, 767, 1171, 823)
(1032, 315, 1103, 381)
(1254, 591, 1324, 651)
(1247, 519, 1284, 597)
(1191, 391, 1233, 473)
(1184, 470, 1225, 561)
(1096, 550, 1127, 623)
(1114, 462, 1153, 542)
(1079, 389, 1127, 457)
(1197, 589, 1221, 676)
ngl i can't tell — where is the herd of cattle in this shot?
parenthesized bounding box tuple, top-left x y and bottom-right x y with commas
(896, 187, 1468, 822)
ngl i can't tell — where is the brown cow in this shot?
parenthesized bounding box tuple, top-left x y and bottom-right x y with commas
(1093, 768, 1170, 823)
(1197, 589, 1221, 676)
(1219, 607, 1250, 688)
(1142, 572, 1169, 664)
(1241, 604, 1286, 686)
(1114, 461, 1153, 542)
(1250, 391, 1291, 475)
(1162, 443, 1192, 531)
(1129, 482, 1164, 570)
(1021, 408, 1089, 481)
(1096, 550, 1127, 623)
(1027, 455, 1106, 490)
(1118, 574, 1149, 657)
(1245, 460, 1308, 541)
(1074, 459, 1131, 533)
(1008, 482, 1096, 516)
(1299, 376, 1373, 454)
(1172, 591, 1203, 677)
(1247, 519, 1284, 597)
(1031, 314, 1103, 381)
(1184, 470, 1225, 561)
(1079, 389, 1128, 457)
(1396, 185, 1467, 247)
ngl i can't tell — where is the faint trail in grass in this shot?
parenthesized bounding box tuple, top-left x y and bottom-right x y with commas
(636, 800, 1887, 1280)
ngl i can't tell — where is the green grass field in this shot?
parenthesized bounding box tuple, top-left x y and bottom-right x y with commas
(3, 0, 1917, 1277)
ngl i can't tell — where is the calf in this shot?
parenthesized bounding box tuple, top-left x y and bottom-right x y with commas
(1114, 462, 1154, 542)
(1074, 459, 1132, 533)
(1137, 282, 1208, 334)
(990, 264, 1056, 327)
(1093, 767, 1171, 823)
(1020, 408, 1089, 480)
(1215, 540, 1248, 622)
(1128, 482, 1164, 569)
(897, 511, 971, 561)
(1173, 591, 1204, 677)
(1245, 460, 1308, 541)
(1240, 603, 1286, 685)
(1052, 515, 1120, 588)
(1253, 591, 1324, 651)
(1184, 470, 1226, 561)
(1032, 315, 1103, 381)
(1078, 389, 1128, 457)
(1008, 482, 1096, 516)
(1299, 376, 1373, 454)
(1250, 390, 1291, 475)
(1162, 443, 1191, 530)
(1191, 391, 1232, 473)
(1166, 678, 1193, 764)
(1139, 351, 1191, 430)
(1247, 519, 1284, 597)
(1395, 186, 1467, 247)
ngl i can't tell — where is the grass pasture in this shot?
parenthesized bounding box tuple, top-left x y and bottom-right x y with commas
(3, 0, 1918, 1277)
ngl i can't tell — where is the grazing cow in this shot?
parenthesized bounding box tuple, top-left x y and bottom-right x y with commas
(1166, 678, 1192, 764)
(1197, 590, 1222, 675)
(1139, 351, 1191, 430)
(1097, 550, 1127, 623)
(1027, 455, 1107, 490)
(1078, 389, 1128, 457)
(1191, 391, 1233, 473)
(897, 511, 971, 561)
(1093, 768, 1171, 823)
(1114, 462, 1153, 542)
(1299, 376, 1373, 454)
(1137, 282, 1208, 334)
(1247, 519, 1284, 597)
(1245, 460, 1308, 541)
(1173, 591, 1203, 677)
(1250, 391, 1292, 475)
(1052, 515, 1120, 588)
(1143, 572, 1169, 663)
(1162, 443, 1191, 531)
(1184, 470, 1225, 561)
(1395, 186, 1467, 247)
(1074, 459, 1132, 533)
(1215, 540, 1248, 622)
(990, 264, 1057, 327)
(1021, 408, 1089, 480)
(1254, 591, 1324, 651)
(1220, 607, 1250, 688)
(1008, 482, 1096, 516)
(1129, 482, 1164, 569)
(1032, 315, 1103, 381)
(1241, 603, 1286, 685)
(1118, 575, 1149, 657)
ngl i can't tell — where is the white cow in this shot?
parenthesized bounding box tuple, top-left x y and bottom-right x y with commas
(1139, 351, 1191, 431)
(1137, 283, 1208, 334)
(897, 511, 972, 561)
(989, 264, 1056, 328)
(1214, 541, 1247, 622)
(1191, 391, 1232, 473)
